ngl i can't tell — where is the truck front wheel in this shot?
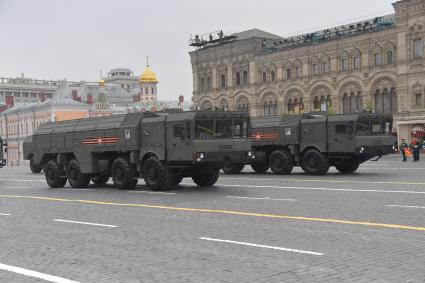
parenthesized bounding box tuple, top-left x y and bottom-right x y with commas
(45, 160, 67, 188)
(192, 169, 219, 187)
(222, 163, 244, 174)
(302, 150, 329, 175)
(335, 161, 359, 174)
(143, 157, 170, 191)
(269, 150, 293, 175)
(30, 158, 43, 174)
(67, 159, 91, 188)
(112, 157, 138, 190)
(251, 161, 269, 173)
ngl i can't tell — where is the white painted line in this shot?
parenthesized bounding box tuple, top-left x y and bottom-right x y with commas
(0, 262, 80, 283)
(386, 205, 425, 209)
(128, 191, 177, 195)
(0, 213, 11, 216)
(0, 178, 44, 182)
(216, 183, 425, 195)
(200, 237, 323, 256)
(226, 196, 297, 202)
(5, 186, 32, 189)
(53, 219, 118, 228)
(54, 189, 94, 191)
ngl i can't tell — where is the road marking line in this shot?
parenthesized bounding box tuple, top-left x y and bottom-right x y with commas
(54, 189, 94, 191)
(0, 194, 424, 232)
(213, 183, 425, 195)
(220, 177, 425, 186)
(5, 186, 32, 189)
(200, 237, 323, 256)
(0, 178, 44, 182)
(0, 262, 80, 283)
(128, 191, 177, 195)
(226, 196, 297, 201)
(386, 205, 425, 209)
(53, 219, 118, 228)
(0, 213, 11, 216)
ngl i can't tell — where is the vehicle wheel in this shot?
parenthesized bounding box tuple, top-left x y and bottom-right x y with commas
(45, 160, 67, 188)
(251, 162, 269, 173)
(67, 159, 91, 188)
(192, 169, 219, 187)
(302, 149, 329, 175)
(30, 158, 43, 174)
(222, 163, 244, 174)
(171, 175, 184, 186)
(91, 174, 110, 185)
(143, 157, 170, 191)
(269, 150, 293, 175)
(112, 157, 138, 190)
(335, 162, 359, 174)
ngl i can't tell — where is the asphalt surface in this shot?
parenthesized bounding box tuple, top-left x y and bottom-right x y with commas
(0, 155, 425, 282)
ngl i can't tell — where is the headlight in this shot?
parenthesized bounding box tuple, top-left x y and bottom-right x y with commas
(247, 150, 253, 157)
(193, 152, 205, 162)
(359, 146, 365, 153)
(199, 153, 205, 159)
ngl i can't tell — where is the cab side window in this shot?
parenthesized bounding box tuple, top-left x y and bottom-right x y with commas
(173, 124, 190, 140)
(335, 124, 353, 135)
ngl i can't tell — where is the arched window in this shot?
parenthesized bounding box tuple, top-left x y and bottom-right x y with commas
(262, 72, 267, 83)
(151, 87, 154, 95)
(200, 78, 205, 91)
(341, 58, 348, 71)
(286, 68, 291, 80)
(220, 99, 229, 111)
(353, 57, 360, 69)
(296, 66, 301, 79)
(323, 61, 330, 73)
(271, 71, 276, 83)
(236, 72, 241, 86)
(313, 96, 320, 112)
(387, 51, 394, 65)
(243, 71, 248, 85)
(236, 96, 249, 111)
(287, 99, 293, 114)
(263, 95, 277, 116)
(416, 93, 423, 106)
(220, 74, 226, 88)
(374, 53, 381, 66)
(207, 77, 211, 90)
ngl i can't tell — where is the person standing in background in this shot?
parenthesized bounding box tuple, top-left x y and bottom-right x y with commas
(400, 138, 409, 162)
(410, 139, 421, 162)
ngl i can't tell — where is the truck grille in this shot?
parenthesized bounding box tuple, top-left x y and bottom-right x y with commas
(217, 145, 233, 151)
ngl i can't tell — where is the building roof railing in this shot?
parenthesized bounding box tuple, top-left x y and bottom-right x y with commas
(262, 15, 395, 53)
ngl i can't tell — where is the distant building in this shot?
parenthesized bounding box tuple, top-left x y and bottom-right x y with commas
(0, 94, 90, 166)
(103, 68, 139, 93)
(190, 0, 425, 143)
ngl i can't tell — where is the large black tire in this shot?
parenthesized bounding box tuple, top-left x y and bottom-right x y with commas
(251, 162, 269, 173)
(192, 169, 220, 187)
(222, 163, 244, 174)
(91, 174, 110, 185)
(302, 149, 330, 175)
(171, 175, 184, 186)
(269, 150, 293, 175)
(335, 162, 359, 174)
(67, 159, 91, 188)
(30, 158, 43, 174)
(143, 157, 171, 191)
(45, 160, 67, 188)
(112, 157, 138, 190)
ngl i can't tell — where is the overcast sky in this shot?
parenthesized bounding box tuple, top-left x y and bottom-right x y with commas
(0, 0, 394, 100)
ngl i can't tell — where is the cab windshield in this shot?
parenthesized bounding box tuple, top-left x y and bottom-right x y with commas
(357, 119, 392, 136)
(195, 118, 248, 139)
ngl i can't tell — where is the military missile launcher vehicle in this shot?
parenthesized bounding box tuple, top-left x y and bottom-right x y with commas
(24, 111, 254, 190)
(0, 137, 6, 168)
(222, 113, 395, 175)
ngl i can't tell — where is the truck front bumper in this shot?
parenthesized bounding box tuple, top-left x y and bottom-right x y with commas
(193, 150, 256, 165)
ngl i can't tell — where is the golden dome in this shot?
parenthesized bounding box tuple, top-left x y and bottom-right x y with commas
(140, 57, 158, 83)
(98, 78, 105, 86)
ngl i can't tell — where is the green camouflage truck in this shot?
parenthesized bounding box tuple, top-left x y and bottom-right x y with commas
(0, 137, 6, 168)
(23, 111, 254, 190)
(222, 113, 395, 175)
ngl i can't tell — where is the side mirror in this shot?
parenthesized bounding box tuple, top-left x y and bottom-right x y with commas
(3, 142, 7, 147)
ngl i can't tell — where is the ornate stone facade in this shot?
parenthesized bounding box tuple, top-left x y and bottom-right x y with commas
(190, 0, 425, 142)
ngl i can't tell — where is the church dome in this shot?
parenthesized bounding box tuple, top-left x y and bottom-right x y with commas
(140, 65, 158, 83)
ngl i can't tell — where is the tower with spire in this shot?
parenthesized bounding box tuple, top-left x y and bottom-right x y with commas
(90, 73, 112, 117)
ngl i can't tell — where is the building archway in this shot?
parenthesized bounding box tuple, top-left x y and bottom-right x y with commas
(372, 78, 397, 114)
